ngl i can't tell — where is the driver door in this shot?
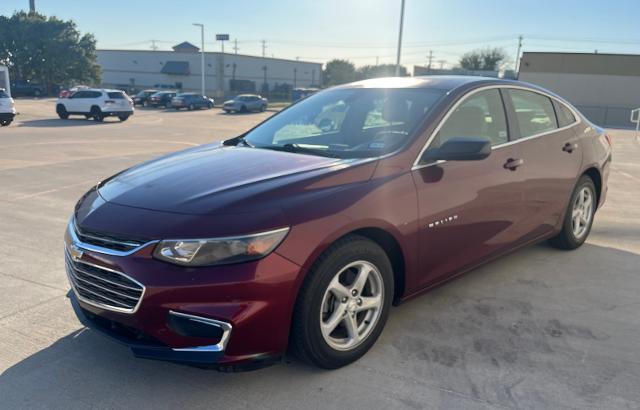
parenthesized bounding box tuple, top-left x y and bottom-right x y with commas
(411, 88, 527, 288)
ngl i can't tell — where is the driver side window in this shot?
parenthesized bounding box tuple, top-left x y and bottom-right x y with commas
(431, 89, 508, 150)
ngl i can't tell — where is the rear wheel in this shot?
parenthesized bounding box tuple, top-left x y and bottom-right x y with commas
(260, 104, 267, 112)
(549, 175, 596, 250)
(118, 115, 129, 122)
(91, 106, 103, 122)
(291, 235, 393, 369)
(0, 119, 11, 126)
(56, 104, 69, 119)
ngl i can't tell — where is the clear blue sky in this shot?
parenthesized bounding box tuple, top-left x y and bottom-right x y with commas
(2, 0, 640, 69)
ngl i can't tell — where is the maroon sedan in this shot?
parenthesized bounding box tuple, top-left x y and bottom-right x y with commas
(65, 76, 611, 370)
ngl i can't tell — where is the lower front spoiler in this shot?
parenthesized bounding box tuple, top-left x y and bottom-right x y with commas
(68, 292, 224, 365)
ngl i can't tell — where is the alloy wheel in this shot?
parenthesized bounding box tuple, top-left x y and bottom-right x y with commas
(319, 260, 384, 351)
(571, 186, 594, 239)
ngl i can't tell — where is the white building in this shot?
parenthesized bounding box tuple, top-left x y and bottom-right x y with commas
(519, 52, 640, 127)
(97, 42, 322, 99)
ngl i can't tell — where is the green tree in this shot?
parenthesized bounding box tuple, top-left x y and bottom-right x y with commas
(322, 59, 356, 86)
(356, 64, 408, 80)
(0, 11, 101, 93)
(459, 47, 506, 71)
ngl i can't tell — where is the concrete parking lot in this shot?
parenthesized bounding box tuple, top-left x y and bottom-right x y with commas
(1, 99, 639, 409)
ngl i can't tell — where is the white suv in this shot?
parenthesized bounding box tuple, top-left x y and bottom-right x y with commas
(56, 88, 134, 122)
(0, 88, 16, 126)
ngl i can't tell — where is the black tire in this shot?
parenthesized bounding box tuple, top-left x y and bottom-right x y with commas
(57, 104, 69, 119)
(118, 115, 129, 122)
(260, 104, 267, 112)
(91, 106, 103, 122)
(549, 175, 597, 250)
(0, 119, 11, 126)
(208, 102, 213, 109)
(240, 105, 247, 113)
(291, 235, 394, 369)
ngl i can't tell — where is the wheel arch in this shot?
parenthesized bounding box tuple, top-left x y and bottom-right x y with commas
(582, 166, 602, 207)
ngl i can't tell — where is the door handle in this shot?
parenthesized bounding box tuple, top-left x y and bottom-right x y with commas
(563, 142, 577, 153)
(504, 158, 524, 171)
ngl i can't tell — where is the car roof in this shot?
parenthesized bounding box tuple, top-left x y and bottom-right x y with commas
(332, 75, 526, 92)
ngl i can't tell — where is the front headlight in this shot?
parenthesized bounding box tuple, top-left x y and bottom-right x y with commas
(152, 227, 289, 267)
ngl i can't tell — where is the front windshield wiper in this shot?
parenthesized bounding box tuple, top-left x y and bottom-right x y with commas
(258, 143, 339, 158)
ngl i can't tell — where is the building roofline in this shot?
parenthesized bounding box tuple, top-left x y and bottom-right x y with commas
(96, 49, 322, 65)
(522, 51, 640, 58)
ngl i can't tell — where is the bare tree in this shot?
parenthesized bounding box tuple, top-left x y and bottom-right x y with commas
(459, 47, 506, 71)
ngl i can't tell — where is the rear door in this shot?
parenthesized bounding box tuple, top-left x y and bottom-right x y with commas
(412, 88, 527, 288)
(503, 89, 582, 240)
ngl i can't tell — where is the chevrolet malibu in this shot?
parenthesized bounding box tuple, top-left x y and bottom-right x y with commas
(65, 76, 611, 370)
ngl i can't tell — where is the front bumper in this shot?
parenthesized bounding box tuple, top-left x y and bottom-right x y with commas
(64, 218, 301, 367)
(69, 291, 232, 364)
(0, 112, 16, 120)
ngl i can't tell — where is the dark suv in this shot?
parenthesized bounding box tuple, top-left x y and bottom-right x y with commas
(10, 80, 45, 97)
(66, 76, 611, 370)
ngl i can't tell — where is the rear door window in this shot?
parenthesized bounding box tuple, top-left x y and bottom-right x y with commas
(508, 90, 558, 138)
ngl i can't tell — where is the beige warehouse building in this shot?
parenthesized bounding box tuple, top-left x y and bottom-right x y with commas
(97, 42, 322, 100)
(519, 52, 640, 128)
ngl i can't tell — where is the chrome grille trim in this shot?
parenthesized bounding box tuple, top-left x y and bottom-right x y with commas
(68, 219, 158, 257)
(65, 249, 145, 314)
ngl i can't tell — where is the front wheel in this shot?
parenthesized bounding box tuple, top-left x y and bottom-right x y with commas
(549, 175, 597, 250)
(0, 119, 11, 126)
(57, 104, 69, 119)
(118, 115, 129, 122)
(291, 235, 393, 369)
(91, 107, 103, 122)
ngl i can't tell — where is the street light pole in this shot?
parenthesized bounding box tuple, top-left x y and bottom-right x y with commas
(395, 0, 406, 76)
(193, 23, 205, 96)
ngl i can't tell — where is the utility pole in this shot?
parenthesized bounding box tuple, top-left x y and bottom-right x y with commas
(394, 0, 406, 76)
(293, 68, 297, 88)
(438, 60, 446, 70)
(375, 56, 379, 66)
(427, 50, 433, 73)
(29, 0, 35, 12)
(514, 35, 523, 75)
(261, 40, 267, 58)
(233, 39, 239, 54)
(150, 40, 158, 51)
(193, 23, 205, 96)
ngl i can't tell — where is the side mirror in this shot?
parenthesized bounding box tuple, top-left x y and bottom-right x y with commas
(422, 137, 492, 162)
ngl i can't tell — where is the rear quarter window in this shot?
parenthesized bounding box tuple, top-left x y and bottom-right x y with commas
(0, 90, 9, 98)
(554, 100, 577, 127)
(107, 92, 125, 99)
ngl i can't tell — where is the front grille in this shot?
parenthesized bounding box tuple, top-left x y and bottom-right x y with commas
(73, 222, 146, 253)
(65, 251, 144, 313)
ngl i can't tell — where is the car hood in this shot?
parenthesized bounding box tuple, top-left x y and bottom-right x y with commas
(98, 143, 371, 215)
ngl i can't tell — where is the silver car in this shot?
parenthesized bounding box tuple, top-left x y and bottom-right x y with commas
(222, 94, 268, 113)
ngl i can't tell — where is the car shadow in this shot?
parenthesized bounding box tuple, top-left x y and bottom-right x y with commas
(2, 243, 640, 408)
(17, 118, 120, 127)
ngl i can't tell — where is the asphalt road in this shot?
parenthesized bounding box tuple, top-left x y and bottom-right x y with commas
(1, 99, 639, 409)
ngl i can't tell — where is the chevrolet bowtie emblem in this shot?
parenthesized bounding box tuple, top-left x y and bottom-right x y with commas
(69, 244, 84, 261)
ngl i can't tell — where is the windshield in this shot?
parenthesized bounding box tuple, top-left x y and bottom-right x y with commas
(243, 88, 444, 158)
